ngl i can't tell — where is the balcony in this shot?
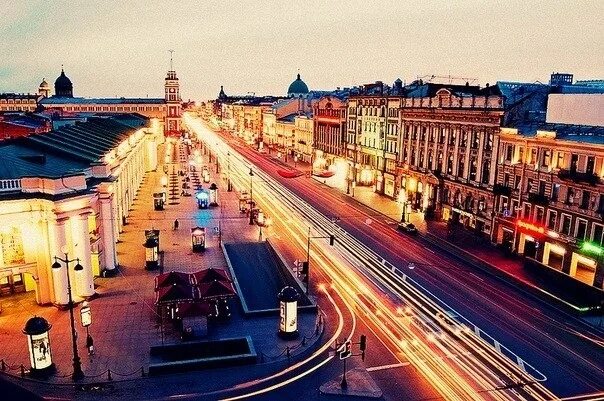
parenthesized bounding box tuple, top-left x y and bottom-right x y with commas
(527, 192, 549, 206)
(558, 169, 601, 186)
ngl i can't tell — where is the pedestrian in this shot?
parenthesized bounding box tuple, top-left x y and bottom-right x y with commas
(86, 334, 94, 356)
(173, 219, 179, 230)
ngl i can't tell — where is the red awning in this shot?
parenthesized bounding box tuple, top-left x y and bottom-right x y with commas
(197, 280, 237, 299)
(176, 301, 212, 318)
(155, 283, 196, 304)
(190, 268, 231, 285)
(155, 271, 191, 290)
(277, 169, 304, 178)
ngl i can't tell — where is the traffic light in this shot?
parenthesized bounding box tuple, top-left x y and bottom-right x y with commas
(301, 261, 309, 275)
(329, 235, 335, 246)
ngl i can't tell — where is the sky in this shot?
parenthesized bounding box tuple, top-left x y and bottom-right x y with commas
(1, 0, 603, 101)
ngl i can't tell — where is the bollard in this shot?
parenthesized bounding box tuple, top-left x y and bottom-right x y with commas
(107, 369, 113, 381)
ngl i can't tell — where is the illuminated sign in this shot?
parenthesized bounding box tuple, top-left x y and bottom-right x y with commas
(80, 304, 92, 327)
(581, 241, 603, 255)
(279, 301, 297, 333)
(28, 333, 52, 370)
(516, 220, 545, 235)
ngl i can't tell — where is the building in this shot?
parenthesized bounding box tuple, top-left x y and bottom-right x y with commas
(312, 96, 347, 170)
(346, 82, 399, 195)
(0, 113, 52, 140)
(493, 93, 604, 289)
(0, 114, 160, 305)
(397, 82, 503, 234)
(37, 67, 181, 136)
(0, 93, 40, 112)
(293, 114, 313, 163)
(287, 73, 310, 98)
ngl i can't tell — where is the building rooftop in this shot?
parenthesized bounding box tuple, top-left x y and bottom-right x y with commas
(0, 114, 149, 180)
(41, 96, 165, 105)
(513, 122, 604, 144)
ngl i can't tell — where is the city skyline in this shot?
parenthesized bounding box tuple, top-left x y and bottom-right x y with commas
(1, 0, 603, 100)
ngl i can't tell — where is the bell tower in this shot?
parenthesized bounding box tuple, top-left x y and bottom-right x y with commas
(164, 50, 181, 135)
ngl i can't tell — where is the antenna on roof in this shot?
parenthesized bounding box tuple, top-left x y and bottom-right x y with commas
(168, 49, 174, 70)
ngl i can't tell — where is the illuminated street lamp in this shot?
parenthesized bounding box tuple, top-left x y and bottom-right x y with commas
(51, 252, 84, 381)
(160, 175, 168, 187)
(209, 183, 219, 206)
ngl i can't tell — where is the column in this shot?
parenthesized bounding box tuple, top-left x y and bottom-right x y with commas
(100, 195, 117, 271)
(71, 212, 95, 298)
(34, 218, 53, 305)
(50, 217, 69, 306)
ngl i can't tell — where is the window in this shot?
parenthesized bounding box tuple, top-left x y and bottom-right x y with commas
(503, 173, 511, 187)
(538, 180, 546, 196)
(523, 203, 532, 219)
(471, 131, 479, 149)
(560, 214, 572, 235)
(592, 224, 604, 245)
(547, 210, 557, 230)
(556, 152, 564, 169)
(469, 158, 477, 181)
(515, 175, 521, 190)
(575, 219, 588, 240)
(541, 150, 551, 167)
(527, 178, 534, 193)
(457, 158, 465, 178)
(0, 227, 26, 265)
(551, 184, 560, 201)
(566, 187, 575, 204)
(505, 145, 513, 162)
(460, 130, 468, 147)
(535, 206, 544, 223)
(439, 128, 445, 144)
(580, 190, 590, 210)
(484, 133, 493, 151)
(586, 156, 595, 175)
(481, 161, 490, 184)
(447, 155, 454, 175)
(570, 154, 578, 173)
(598, 194, 604, 213)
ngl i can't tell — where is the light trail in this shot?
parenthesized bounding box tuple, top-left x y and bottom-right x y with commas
(185, 114, 560, 401)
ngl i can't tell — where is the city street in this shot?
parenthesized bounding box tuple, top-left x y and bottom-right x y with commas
(189, 115, 604, 400)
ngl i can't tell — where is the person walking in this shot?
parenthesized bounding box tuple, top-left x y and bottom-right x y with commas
(86, 334, 94, 356)
(173, 219, 179, 230)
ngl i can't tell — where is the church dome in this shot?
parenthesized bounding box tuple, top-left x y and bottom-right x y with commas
(287, 73, 309, 97)
(54, 68, 73, 97)
(39, 78, 49, 88)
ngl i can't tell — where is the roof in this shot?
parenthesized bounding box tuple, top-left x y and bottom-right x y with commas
(512, 122, 604, 144)
(41, 97, 165, 105)
(277, 113, 297, 123)
(0, 114, 149, 180)
(0, 93, 39, 100)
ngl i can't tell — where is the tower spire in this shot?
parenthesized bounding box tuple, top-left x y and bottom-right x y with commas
(168, 50, 174, 71)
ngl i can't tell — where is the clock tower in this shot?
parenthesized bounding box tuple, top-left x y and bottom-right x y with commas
(164, 52, 181, 136)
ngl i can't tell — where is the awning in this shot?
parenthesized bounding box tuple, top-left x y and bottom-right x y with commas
(155, 271, 191, 290)
(277, 169, 304, 178)
(312, 170, 335, 178)
(155, 283, 196, 305)
(190, 268, 231, 285)
(197, 280, 237, 299)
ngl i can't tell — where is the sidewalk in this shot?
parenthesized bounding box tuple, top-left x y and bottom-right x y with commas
(267, 151, 603, 313)
(0, 141, 321, 386)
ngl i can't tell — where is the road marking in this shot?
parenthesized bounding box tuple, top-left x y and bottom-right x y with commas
(469, 272, 484, 282)
(366, 362, 409, 372)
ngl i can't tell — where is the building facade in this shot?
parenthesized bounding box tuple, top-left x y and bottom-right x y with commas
(312, 96, 347, 173)
(0, 115, 160, 305)
(494, 126, 604, 289)
(0, 93, 40, 112)
(398, 84, 503, 235)
(294, 114, 313, 163)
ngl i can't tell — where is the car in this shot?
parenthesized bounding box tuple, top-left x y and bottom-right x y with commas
(397, 222, 418, 234)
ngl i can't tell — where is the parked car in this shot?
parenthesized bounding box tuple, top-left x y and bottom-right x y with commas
(397, 222, 418, 234)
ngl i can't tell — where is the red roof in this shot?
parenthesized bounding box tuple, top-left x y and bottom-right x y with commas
(190, 268, 231, 285)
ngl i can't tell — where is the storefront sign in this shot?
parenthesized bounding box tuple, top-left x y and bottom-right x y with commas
(516, 220, 545, 235)
(451, 207, 473, 218)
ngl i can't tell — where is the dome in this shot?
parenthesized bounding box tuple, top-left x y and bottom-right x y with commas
(278, 286, 299, 302)
(54, 68, 73, 97)
(287, 73, 309, 96)
(39, 78, 49, 88)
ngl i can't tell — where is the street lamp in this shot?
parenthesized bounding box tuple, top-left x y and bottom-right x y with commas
(51, 252, 85, 381)
(249, 168, 255, 225)
(227, 151, 232, 192)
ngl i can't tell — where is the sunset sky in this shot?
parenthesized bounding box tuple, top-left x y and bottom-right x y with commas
(1, 0, 602, 100)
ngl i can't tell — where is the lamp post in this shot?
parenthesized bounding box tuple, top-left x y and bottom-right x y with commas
(51, 253, 84, 381)
(249, 168, 255, 225)
(227, 151, 232, 192)
(304, 227, 335, 296)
